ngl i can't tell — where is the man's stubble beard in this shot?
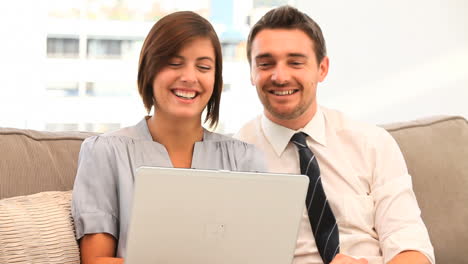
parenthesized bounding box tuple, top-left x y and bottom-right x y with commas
(260, 87, 314, 121)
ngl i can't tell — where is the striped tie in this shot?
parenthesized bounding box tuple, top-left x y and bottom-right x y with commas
(291, 132, 339, 264)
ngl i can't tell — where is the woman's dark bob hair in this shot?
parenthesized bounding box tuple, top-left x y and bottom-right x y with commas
(137, 11, 223, 127)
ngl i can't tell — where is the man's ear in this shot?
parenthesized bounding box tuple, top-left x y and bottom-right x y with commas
(318, 56, 329, 82)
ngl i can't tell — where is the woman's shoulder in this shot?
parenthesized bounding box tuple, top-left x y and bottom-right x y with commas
(204, 130, 257, 150)
(83, 118, 151, 145)
(102, 118, 151, 140)
(79, 120, 150, 157)
(203, 131, 266, 172)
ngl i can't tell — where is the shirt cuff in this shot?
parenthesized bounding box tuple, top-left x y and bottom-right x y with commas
(74, 212, 119, 240)
(380, 224, 435, 264)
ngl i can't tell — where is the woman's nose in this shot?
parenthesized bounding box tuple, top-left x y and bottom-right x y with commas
(180, 66, 197, 84)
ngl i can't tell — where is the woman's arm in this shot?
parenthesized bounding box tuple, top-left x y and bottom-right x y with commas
(80, 233, 123, 264)
(388, 250, 430, 264)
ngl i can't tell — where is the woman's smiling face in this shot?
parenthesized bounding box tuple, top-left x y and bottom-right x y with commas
(152, 37, 216, 122)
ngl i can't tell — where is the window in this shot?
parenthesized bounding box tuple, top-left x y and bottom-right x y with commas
(84, 123, 120, 133)
(46, 123, 79, 131)
(87, 39, 122, 59)
(84, 82, 135, 97)
(4, 1, 320, 134)
(85, 82, 95, 96)
(47, 37, 79, 58)
(46, 123, 120, 133)
(223, 83, 231, 92)
(46, 82, 79, 97)
(253, 0, 290, 8)
(221, 42, 237, 61)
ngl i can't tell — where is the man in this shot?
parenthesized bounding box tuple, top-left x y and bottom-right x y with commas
(235, 6, 434, 264)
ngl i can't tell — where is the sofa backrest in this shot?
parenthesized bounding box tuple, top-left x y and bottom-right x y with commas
(0, 128, 97, 199)
(383, 116, 468, 264)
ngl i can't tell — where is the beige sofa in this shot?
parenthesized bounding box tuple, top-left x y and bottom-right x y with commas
(1, 116, 467, 263)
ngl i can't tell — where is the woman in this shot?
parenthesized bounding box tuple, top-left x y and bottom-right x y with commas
(71, 11, 265, 264)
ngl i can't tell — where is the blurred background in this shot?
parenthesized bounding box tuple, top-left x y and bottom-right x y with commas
(0, 0, 466, 133)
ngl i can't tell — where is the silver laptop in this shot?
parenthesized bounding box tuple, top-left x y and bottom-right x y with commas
(126, 166, 309, 264)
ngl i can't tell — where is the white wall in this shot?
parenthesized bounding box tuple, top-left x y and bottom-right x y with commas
(296, 0, 468, 124)
(0, 0, 47, 128)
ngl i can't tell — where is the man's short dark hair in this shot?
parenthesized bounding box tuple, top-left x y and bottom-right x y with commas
(247, 5, 327, 65)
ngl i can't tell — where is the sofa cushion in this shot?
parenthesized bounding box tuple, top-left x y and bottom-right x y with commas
(0, 128, 97, 199)
(0, 191, 80, 263)
(383, 116, 468, 264)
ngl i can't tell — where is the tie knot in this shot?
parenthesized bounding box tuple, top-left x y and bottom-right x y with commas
(291, 132, 308, 149)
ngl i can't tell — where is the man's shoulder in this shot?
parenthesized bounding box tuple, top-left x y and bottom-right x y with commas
(321, 106, 388, 141)
(233, 115, 263, 144)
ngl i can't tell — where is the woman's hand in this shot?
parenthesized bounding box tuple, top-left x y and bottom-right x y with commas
(80, 233, 123, 264)
(331, 254, 368, 264)
(93, 257, 124, 264)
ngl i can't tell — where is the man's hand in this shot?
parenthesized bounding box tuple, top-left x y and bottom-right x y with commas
(330, 253, 368, 264)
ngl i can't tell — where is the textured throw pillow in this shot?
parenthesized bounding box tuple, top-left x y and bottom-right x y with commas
(0, 191, 80, 264)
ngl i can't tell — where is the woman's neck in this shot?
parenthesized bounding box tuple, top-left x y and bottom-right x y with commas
(146, 113, 204, 168)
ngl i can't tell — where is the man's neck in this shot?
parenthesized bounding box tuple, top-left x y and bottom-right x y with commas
(264, 104, 318, 130)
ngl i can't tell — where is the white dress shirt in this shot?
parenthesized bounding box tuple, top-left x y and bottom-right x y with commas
(234, 106, 435, 264)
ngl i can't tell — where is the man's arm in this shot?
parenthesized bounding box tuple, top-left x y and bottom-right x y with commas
(371, 129, 435, 263)
(388, 250, 430, 264)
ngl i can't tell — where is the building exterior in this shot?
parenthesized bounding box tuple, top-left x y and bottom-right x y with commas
(1, 0, 290, 133)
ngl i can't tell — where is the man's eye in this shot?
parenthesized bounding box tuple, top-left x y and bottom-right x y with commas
(290, 61, 304, 66)
(258, 62, 271, 67)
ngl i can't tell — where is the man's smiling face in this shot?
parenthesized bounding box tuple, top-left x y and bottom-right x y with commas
(250, 28, 328, 124)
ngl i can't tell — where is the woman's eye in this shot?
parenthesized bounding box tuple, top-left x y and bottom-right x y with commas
(168, 59, 183, 66)
(198, 65, 211, 71)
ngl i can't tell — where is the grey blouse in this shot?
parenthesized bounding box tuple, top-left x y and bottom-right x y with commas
(71, 118, 266, 257)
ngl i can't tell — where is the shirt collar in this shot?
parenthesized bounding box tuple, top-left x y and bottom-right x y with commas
(261, 106, 327, 157)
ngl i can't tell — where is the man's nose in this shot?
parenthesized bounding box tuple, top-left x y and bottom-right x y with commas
(271, 64, 290, 85)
